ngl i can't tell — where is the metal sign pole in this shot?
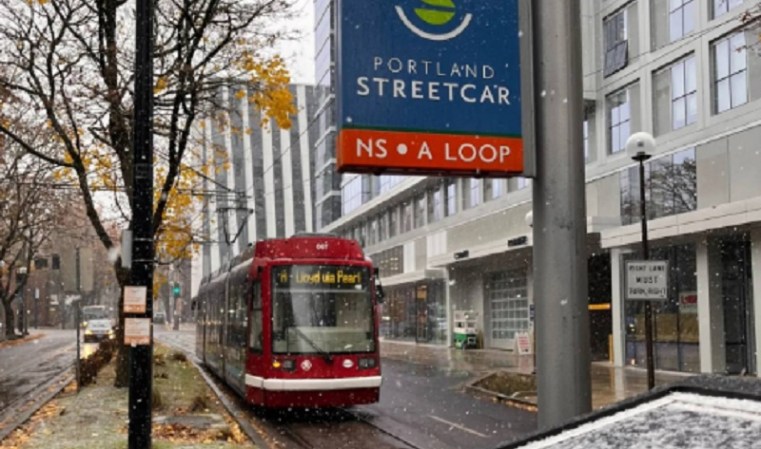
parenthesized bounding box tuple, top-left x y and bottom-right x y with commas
(76, 301, 81, 393)
(532, 0, 592, 429)
(634, 154, 656, 390)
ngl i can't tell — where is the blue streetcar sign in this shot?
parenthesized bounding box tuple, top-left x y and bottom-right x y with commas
(336, 0, 532, 176)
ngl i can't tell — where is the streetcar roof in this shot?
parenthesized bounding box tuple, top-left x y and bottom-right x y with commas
(197, 236, 368, 288)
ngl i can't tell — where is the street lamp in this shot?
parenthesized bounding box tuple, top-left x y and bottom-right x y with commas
(626, 132, 656, 390)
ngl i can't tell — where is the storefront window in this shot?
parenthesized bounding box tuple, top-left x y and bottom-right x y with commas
(379, 280, 447, 345)
(624, 244, 699, 373)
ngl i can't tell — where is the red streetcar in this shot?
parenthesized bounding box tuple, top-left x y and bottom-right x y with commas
(194, 235, 384, 408)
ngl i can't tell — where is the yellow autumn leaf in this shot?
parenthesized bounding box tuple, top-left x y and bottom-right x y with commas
(154, 76, 168, 94)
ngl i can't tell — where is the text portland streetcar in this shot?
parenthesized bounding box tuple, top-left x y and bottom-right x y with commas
(194, 235, 384, 408)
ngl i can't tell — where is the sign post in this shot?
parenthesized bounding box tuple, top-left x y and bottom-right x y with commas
(626, 260, 668, 391)
(336, 0, 534, 177)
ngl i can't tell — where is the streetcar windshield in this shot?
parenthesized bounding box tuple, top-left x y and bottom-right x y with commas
(271, 265, 374, 354)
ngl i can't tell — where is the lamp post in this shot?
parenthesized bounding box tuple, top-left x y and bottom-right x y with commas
(626, 132, 656, 390)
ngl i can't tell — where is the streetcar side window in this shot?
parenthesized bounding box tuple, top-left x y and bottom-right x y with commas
(249, 283, 263, 352)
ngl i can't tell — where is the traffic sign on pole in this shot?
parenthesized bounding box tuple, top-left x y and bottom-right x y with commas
(626, 261, 669, 301)
(336, 0, 534, 177)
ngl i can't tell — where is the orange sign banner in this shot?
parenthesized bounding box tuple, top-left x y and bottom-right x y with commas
(338, 129, 523, 176)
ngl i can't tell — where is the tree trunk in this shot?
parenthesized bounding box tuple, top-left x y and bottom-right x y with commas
(173, 296, 180, 331)
(3, 300, 16, 339)
(163, 296, 171, 326)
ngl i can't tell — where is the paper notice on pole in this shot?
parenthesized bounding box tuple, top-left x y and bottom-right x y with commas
(124, 286, 147, 313)
(516, 332, 532, 355)
(124, 318, 151, 346)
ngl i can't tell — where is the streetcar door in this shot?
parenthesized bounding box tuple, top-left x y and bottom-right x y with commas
(224, 266, 249, 395)
(247, 282, 266, 404)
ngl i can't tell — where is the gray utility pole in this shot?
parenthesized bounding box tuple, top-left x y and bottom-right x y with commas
(531, 0, 592, 429)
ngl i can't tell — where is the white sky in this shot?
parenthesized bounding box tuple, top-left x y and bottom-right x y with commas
(275, 0, 315, 85)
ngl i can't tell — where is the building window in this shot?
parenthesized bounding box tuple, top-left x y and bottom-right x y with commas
(671, 55, 698, 129)
(607, 89, 631, 154)
(358, 221, 368, 246)
(515, 177, 529, 190)
(468, 179, 482, 209)
(620, 148, 697, 225)
(714, 32, 747, 113)
(713, 0, 743, 18)
(372, 245, 404, 278)
(428, 185, 444, 223)
(414, 194, 426, 228)
(603, 8, 628, 77)
(490, 179, 505, 199)
(341, 176, 362, 215)
(669, 0, 695, 42)
(379, 212, 389, 240)
(445, 180, 456, 217)
(583, 118, 590, 161)
(389, 208, 398, 238)
(380, 175, 404, 194)
(369, 218, 379, 246)
(401, 202, 413, 233)
(654, 55, 697, 134)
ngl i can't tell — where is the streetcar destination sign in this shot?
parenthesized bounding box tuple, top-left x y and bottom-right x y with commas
(336, 0, 534, 177)
(275, 265, 368, 290)
(626, 261, 669, 301)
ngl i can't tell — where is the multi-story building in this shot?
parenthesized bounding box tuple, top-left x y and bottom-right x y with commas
(199, 84, 324, 279)
(317, 0, 761, 377)
(313, 0, 343, 230)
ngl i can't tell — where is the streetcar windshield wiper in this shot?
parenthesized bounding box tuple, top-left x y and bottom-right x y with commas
(291, 326, 332, 362)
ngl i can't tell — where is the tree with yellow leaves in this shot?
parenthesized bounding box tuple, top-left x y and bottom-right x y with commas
(0, 0, 296, 385)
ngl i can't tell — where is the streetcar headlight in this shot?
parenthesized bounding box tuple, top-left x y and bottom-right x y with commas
(358, 358, 376, 369)
(272, 360, 282, 369)
(281, 359, 295, 371)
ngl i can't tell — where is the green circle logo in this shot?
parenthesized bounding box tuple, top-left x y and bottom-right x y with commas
(415, 0, 456, 26)
(396, 1, 472, 41)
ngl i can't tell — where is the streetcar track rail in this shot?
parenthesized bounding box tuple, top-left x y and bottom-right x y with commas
(348, 409, 427, 449)
(158, 334, 424, 449)
(0, 367, 75, 442)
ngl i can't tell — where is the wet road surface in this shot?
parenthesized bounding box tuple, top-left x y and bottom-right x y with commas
(355, 359, 535, 449)
(0, 330, 77, 412)
(156, 326, 536, 449)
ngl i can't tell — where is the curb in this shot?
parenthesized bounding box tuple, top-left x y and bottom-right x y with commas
(191, 359, 273, 449)
(464, 371, 538, 412)
(157, 340, 273, 449)
(0, 333, 44, 350)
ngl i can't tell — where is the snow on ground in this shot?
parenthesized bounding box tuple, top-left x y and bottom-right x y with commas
(517, 392, 761, 449)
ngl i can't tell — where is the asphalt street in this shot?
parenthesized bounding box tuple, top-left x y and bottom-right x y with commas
(355, 359, 535, 449)
(0, 330, 77, 412)
(157, 326, 536, 449)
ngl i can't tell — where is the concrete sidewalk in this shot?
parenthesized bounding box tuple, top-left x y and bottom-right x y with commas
(380, 339, 692, 410)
